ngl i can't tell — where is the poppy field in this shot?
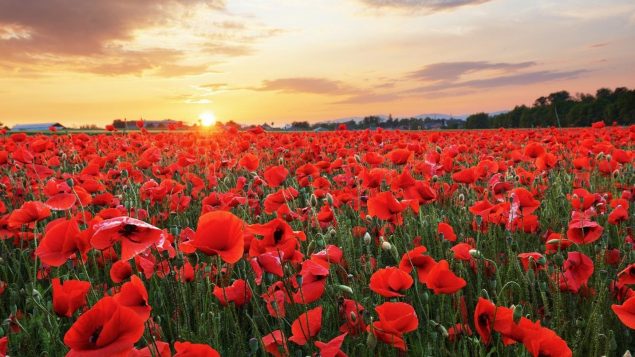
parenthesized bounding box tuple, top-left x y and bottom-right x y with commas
(0, 124, 634, 356)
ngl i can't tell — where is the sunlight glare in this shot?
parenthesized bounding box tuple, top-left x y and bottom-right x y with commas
(199, 112, 216, 127)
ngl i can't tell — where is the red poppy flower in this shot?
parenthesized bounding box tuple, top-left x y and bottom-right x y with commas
(173, 341, 221, 357)
(262, 330, 288, 357)
(608, 205, 628, 225)
(452, 167, 477, 184)
(8, 201, 51, 228)
(474, 298, 496, 345)
(369, 267, 414, 297)
(370, 302, 418, 351)
(437, 222, 457, 242)
(517, 252, 546, 272)
(292, 259, 329, 304)
(52, 278, 91, 317)
(0, 336, 7, 357)
(612, 295, 635, 329)
(113, 275, 151, 320)
(110, 260, 133, 283)
(339, 299, 366, 335)
(403, 181, 437, 204)
(263, 165, 289, 187)
(367, 191, 418, 225)
(566, 211, 603, 245)
(193, 211, 245, 264)
(36, 218, 89, 267)
(425, 260, 466, 294)
(399, 246, 437, 283)
(387, 148, 411, 165)
(239, 153, 259, 171)
(558, 251, 594, 293)
(213, 279, 252, 307)
(64, 296, 145, 357)
(618, 263, 635, 286)
(521, 324, 572, 357)
(314, 333, 347, 357)
(288, 306, 323, 345)
(91, 217, 165, 261)
(247, 218, 303, 260)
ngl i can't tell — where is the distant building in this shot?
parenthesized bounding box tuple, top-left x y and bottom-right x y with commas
(12, 122, 66, 131)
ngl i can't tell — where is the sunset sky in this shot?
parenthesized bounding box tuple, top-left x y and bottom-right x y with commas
(1, 0, 634, 127)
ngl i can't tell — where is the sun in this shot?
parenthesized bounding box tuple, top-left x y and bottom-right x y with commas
(199, 112, 216, 127)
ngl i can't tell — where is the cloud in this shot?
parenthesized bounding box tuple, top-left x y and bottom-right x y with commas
(252, 77, 403, 104)
(408, 61, 535, 82)
(200, 83, 229, 90)
(358, 0, 492, 11)
(332, 92, 402, 104)
(0, 0, 280, 76)
(255, 78, 359, 95)
(406, 69, 586, 97)
(0, 0, 222, 56)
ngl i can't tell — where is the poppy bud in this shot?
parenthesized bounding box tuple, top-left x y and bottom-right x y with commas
(432, 175, 438, 182)
(328, 228, 336, 238)
(278, 157, 284, 165)
(553, 253, 564, 266)
(66, 178, 74, 188)
(121, 169, 128, 178)
(316, 238, 325, 248)
(363, 232, 372, 245)
(354, 154, 361, 163)
(335, 284, 353, 295)
(436, 146, 442, 153)
(381, 241, 392, 252)
(326, 193, 334, 205)
(438, 324, 449, 338)
(310, 194, 318, 207)
(575, 318, 585, 328)
(249, 337, 259, 353)
(422, 291, 429, 302)
(366, 330, 377, 349)
(469, 249, 482, 258)
(296, 275, 303, 286)
(527, 268, 535, 284)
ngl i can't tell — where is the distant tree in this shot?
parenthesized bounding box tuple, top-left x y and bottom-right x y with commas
(291, 121, 310, 130)
(465, 112, 489, 129)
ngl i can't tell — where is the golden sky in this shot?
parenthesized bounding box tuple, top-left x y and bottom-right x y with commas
(1, 0, 634, 127)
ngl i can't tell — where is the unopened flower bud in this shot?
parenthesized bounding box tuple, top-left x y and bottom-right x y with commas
(335, 284, 353, 295)
(363, 232, 372, 244)
(469, 249, 482, 258)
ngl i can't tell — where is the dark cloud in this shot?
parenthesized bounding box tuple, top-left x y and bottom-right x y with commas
(359, 0, 492, 11)
(0, 0, 280, 76)
(0, 0, 223, 56)
(409, 61, 535, 81)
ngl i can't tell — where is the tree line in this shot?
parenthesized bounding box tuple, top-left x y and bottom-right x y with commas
(466, 87, 635, 129)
